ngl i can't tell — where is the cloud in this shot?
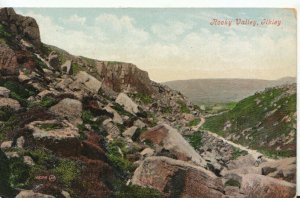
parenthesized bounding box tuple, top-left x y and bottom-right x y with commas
(63, 14, 86, 25)
(95, 14, 149, 44)
(151, 21, 193, 40)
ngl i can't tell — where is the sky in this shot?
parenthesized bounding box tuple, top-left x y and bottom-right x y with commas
(16, 8, 297, 82)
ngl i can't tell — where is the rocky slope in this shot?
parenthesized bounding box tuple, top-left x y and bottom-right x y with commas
(0, 8, 296, 198)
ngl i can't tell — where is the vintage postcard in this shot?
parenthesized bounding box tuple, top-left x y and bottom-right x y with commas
(0, 6, 297, 198)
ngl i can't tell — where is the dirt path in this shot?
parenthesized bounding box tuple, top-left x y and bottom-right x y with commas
(197, 116, 275, 162)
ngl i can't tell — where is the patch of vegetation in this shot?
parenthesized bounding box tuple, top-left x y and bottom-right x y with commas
(185, 131, 203, 149)
(107, 61, 121, 66)
(0, 106, 14, 122)
(231, 147, 248, 160)
(161, 106, 172, 114)
(143, 139, 154, 148)
(114, 183, 162, 198)
(0, 115, 17, 142)
(8, 157, 31, 189)
(258, 149, 295, 159)
(112, 103, 134, 117)
(107, 139, 134, 173)
(36, 122, 62, 131)
(147, 112, 158, 127)
(0, 80, 37, 107)
(225, 179, 241, 188)
(54, 159, 80, 188)
(0, 24, 11, 42)
(79, 56, 96, 68)
(40, 43, 52, 56)
(187, 118, 200, 127)
(39, 96, 57, 108)
(71, 63, 84, 75)
(32, 53, 48, 69)
(77, 123, 88, 140)
(82, 110, 94, 123)
(130, 93, 153, 105)
(177, 100, 190, 113)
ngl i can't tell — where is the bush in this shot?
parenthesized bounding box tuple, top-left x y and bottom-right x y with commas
(225, 179, 241, 188)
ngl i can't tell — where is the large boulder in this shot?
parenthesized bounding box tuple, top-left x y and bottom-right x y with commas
(0, 44, 19, 75)
(75, 71, 102, 93)
(261, 157, 296, 183)
(115, 93, 139, 115)
(132, 156, 224, 198)
(49, 98, 82, 125)
(240, 174, 296, 198)
(0, 97, 21, 110)
(227, 154, 256, 170)
(15, 190, 54, 198)
(140, 124, 207, 167)
(0, 86, 10, 97)
(26, 120, 81, 156)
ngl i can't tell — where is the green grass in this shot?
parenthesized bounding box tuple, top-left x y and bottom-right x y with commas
(112, 103, 134, 117)
(54, 159, 80, 188)
(231, 147, 248, 160)
(177, 100, 190, 113)
(161, 106, 172, 114)
(39, 96, 57, 108)
(184, 131, 203, 149)
(0, 80, 37, 107)
(8, 157, 30, 189)
(36, 122, 62, 131)
(0, 106, 14, 122)
(187, 118, 200, 127)
(71, 63, 84, 75)
(225, 179, 241, 188)
(130, 93, 153, 104)
(107, 139, 134, 172)
(0, 24, 11, 42)
(107, 61, 122, 66)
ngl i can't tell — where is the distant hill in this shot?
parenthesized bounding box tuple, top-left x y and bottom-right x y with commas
(164, 77, 296, 104)
(203, 84, 296, 158)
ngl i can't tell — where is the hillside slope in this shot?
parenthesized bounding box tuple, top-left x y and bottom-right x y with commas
(203, 84, 296, 158)
(164, 78, 296, 104)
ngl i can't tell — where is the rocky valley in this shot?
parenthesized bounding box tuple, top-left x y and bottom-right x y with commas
(0, 8, 297, 198)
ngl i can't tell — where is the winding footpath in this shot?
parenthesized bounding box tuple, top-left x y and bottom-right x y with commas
(195, 116, 275, 162)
